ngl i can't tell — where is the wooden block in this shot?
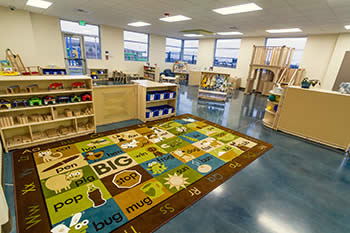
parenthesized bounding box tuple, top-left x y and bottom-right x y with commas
(64, 109, 73, 117)
(32, 131, 43, 141)
(45, 128, 58, 138)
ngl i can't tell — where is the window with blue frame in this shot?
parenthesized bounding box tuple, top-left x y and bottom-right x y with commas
(60, 20, 101, 59)
(265, 37, 307, 68)
(124, 31, 149, 61)
(165, 38, 182, 63)
(214, 39, 241, 68)
(165, 38, 199, 64)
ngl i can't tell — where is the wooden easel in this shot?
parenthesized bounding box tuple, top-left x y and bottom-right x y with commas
(6, 49, 40, 75)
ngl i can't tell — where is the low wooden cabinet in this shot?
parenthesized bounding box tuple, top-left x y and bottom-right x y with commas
(0, 75, 96, 151)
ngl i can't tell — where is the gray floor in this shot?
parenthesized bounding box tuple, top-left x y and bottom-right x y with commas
(3, 85, 349, 233)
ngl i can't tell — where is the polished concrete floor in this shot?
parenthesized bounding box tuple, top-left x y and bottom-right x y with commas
(3, 85, 349, 233)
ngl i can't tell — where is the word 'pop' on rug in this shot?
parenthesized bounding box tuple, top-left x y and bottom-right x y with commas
(13, 114, 272, 233)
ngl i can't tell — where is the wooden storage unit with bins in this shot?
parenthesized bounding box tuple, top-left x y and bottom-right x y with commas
(198, 71, 230, 102)
(143, 65, 160, 81)
(90, 68, 108, 80)
(0, 75, 96, 151)
(133, 80, 177, 122)
(263, 89, 283, 129)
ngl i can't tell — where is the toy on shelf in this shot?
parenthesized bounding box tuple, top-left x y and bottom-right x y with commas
(78, 121, 94, 131)
(26, 84, 39, 93)
(58, 126, 74, 135)
(0, 116, 14, 127)
(49, 83, 64, 90)
(16, 115, 29, 124)
(274, 105, 278, 112)
(12, 99, 28, 108)
(29, 97, 42, 106)
(82, 107, 94, 115)
(41, 67, 67, 75)
(57, 96, 70, 104)
(72, 82, 86, 89)
(45, 128, 59, 138)
(32, 131, 44, 141)
(64, 109, 73, 117)
(7, 85, 20, 94)
(70, 95, 81, 103)
(268, 94, 276, 102)
(267, 106, 273, 111)
(43, 96, 56, 105)
(0, 99, 11, 109)
(81, 93, 92, 101)
(7, 135, 31, 146)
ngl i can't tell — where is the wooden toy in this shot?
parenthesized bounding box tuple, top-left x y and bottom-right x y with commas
(64, 109, 73, 117)
(83, 107, 94, 115)
(43, 96, 56, 105)
(29, 114, 43, 122)
(12, 99, 29, 108)
(58, 126, 74, 135)
(29, 97, 42, 106)
(57, 96, 70, 104)
(7, 85, 20, 94)
(71, 82, 86, 88)
(26, 84, 39, 93)
(16, 115, 29, 125)
(70, 95, 81, 103)
(73, 111, 81, 116)
(45, 128, 59, 138)
(32, 131, 44, 141)
(0, 99, 11, 109)
(0, 116, 15, 127)
(49, 83, 64, 90)
(81, 93, 92, 101)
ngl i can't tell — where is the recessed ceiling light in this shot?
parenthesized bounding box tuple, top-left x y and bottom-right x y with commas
(160, 15, 192, 22)
(345, 25, 350, 30)
(128, 21, 151, 27)
(266, 28, 302, 33)
(26, 0, 52, 9)
(213, 3, 262, 15)
(217, 31, 243, 35)
(184, 34, 203, 37)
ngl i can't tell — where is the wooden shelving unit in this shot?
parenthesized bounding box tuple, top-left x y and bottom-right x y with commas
(143, 65, 160, 81)
(133, 80, 177, 122)
(0, 75, 96, 151)
(198, 71, 230, 102)
(90, 68, 108, 80)
(262, 90, 283, 129)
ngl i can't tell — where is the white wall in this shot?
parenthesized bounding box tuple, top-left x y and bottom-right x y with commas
(1, 6, 349, 90)
(300, 34, 337, 85)
(323, 33, 350, 90)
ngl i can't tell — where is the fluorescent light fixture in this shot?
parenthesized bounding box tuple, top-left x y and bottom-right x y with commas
(213, 3, 262, 15)
(345, 25, 350, 30)
(128, 21, 151, 27)
(217, 31, 243, 35)
(160, 15, 191, 22)
(184, 34, 203, 37)
(26, 0, 52, 9)
(266, 28, 302, 33)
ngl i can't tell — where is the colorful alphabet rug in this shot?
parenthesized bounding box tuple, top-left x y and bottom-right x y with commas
(13, 114, 272, 233)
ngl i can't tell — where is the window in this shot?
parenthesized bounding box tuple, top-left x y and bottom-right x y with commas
(265, 37, 307, 68)
(165, 38, 199, 64)
(124, 31, 149, 61)
(214, 39, 241, 68)
(165, 38, 182, 63)
(60, 20, 101, 59)
(183, 40, 199, 64)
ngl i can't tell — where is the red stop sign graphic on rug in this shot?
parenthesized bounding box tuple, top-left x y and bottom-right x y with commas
(112, 170, 142, 189)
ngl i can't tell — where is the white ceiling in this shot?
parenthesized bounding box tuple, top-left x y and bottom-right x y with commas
(1, 0, 350, 38)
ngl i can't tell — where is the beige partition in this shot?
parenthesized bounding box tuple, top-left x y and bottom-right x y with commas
(189, 71, 201, 86)
(93, 85, 138, 125)
(277, 86, 350, 150)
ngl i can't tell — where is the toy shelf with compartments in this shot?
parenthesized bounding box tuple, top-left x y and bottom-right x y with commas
(143, 65, 160, 81)
(263, 90, 283, 129)
(0, 75, 96, 152)
(133, 80, 177, 122)
(198, 71, 230, 102)
(90, 68, 108, 80)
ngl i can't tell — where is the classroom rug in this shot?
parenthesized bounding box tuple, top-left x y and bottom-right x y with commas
(12, 114, 272, 233)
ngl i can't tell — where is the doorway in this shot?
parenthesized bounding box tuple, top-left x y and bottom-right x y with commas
(63, 34, 87, 75)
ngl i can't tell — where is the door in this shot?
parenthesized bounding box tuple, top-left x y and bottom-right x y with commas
(63, 34, 86, 75)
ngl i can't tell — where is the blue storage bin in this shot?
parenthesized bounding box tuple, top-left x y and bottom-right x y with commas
(154, 92, 161, 100)
(146, 109, 152, 118)
(169, 91, 176, 99)
(164, 92, 170, 99)
(146, 92, 156, 101)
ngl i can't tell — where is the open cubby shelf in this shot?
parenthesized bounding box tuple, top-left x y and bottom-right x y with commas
(0, 75, 96, 152)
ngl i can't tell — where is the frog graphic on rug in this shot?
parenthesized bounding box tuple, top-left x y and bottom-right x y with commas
(51, 212, 89, 233)
(45, 169, 83, 194)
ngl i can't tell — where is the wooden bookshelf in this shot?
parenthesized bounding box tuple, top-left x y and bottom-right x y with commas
(197, 71, 230, 102)
(143, 65, 160, 81)
(133, 80, 177, 122)
(0, 75, 96, 152)
(262, 90, 282, 129)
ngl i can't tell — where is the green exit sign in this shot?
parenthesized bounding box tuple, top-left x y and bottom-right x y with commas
(79, 20, 86, 26)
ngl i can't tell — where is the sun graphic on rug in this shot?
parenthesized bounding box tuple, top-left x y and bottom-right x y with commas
(164, 173, 189, 191)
